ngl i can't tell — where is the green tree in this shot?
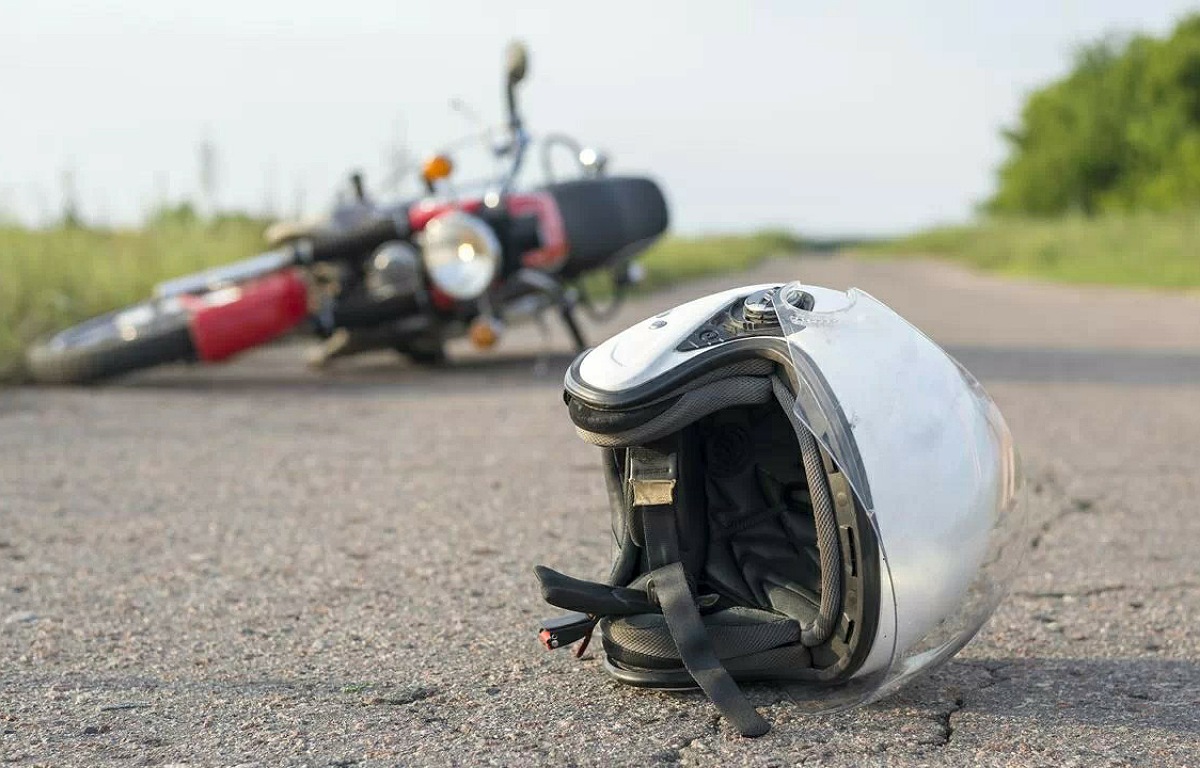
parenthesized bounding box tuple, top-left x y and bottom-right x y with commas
(989, 15, 1200, 215)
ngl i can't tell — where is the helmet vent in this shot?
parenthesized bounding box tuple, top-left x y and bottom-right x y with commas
(845, 527, 858, 577)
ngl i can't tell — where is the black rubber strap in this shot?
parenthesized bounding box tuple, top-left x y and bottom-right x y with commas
(628, 446, 680, 570)
(534, 565, 657, 615)
(649, 562, 770, 737)
(643, 503, 679, 571)
(633, 449, 770, 736)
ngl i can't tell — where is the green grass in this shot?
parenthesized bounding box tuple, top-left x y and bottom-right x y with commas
(863, 213, 1200, 289)
(0, 218, 266, 380)
(626, 230, 806, 292)
(0, 224, 806, 381)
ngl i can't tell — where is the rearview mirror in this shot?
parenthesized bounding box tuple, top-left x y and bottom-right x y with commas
(505, 41, 529, 85)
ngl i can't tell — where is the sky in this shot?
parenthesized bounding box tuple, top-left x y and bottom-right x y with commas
(3, 1, 1198, 235)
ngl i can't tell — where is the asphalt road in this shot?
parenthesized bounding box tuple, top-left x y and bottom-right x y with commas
(2, 255, 1199, 767)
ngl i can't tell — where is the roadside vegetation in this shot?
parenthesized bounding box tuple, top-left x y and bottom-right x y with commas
(990, 15, 1200, 216)
(866, 213, 1200, 289)
(633, 230, 805, 292)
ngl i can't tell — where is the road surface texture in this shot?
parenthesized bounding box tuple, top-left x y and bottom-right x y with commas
(2, 255, 1198, 767)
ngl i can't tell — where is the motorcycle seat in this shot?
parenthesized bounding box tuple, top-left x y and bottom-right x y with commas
(542, 176, 669, 278)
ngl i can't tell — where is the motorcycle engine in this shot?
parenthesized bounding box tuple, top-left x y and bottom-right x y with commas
(366, 241, 424, 300)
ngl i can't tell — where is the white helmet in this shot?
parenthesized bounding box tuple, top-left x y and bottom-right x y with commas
(535, 282, 1026, 736)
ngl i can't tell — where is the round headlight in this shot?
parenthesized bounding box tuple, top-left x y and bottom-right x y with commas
(421, 211, 501, 300)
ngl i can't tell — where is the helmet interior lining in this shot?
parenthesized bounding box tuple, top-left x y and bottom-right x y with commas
(569, 363, 853, 677)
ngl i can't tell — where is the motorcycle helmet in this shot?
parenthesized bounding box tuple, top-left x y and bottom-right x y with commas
(535, 282, 1025, 737)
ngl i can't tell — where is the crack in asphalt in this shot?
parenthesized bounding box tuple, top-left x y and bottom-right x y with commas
(1029, 492, 1097, 551)
(927, 663, 1012, 750)
(1014, 582, 1200, 599)
(936, 695, 965, 746)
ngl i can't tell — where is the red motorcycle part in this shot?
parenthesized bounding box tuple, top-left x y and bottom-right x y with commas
(181, 270, 309, 362)
(507, 192, 568, 271)
(407, 198, 482, 231)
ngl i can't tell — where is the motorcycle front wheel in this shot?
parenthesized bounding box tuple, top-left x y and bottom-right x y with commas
(26, 301, 196, 384)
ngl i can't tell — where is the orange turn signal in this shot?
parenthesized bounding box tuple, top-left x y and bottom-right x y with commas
(422, 154, 454, 183)
(469, 316, 502, 349)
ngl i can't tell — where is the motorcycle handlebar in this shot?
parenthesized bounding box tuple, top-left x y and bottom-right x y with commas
(301, 213, 410, 264)
(500, 42, 529, 192)
(506, 83, 521, 132)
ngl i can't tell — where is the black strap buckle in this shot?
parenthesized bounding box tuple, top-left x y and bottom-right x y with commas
(538, 612, 596, 653)
(627, 447, 677, 507)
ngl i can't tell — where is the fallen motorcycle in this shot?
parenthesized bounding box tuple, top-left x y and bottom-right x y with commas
(27, 43, 668, 384)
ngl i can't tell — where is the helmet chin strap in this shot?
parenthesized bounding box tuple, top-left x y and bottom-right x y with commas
(633, 446, 770, 737)
(535, 445, 773, 736)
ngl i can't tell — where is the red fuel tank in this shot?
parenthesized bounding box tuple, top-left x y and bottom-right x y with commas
(183, 270, 309, 362)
